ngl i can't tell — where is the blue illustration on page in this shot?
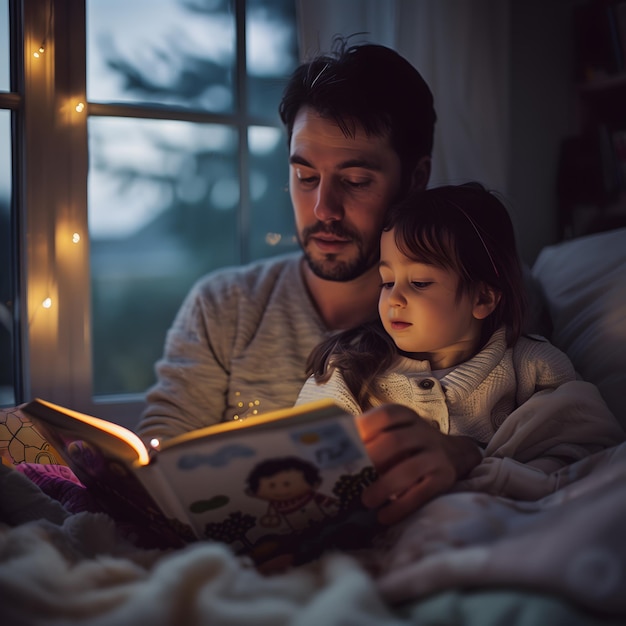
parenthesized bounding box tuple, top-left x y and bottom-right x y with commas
(289, 422, 364, 469)
(177, 444, 256, 470)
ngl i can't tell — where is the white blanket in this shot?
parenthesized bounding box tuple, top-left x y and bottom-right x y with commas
(371, 442, 626, 613)
(3, 445, 626, 625)
(1, 380, 625, 625)
(0, 500, 397, 626)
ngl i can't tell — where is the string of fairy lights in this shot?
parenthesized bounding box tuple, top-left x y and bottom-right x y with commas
(29, 3, 85, 320)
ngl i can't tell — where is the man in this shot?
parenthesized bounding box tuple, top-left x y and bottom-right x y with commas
(138, 39, 482, 525)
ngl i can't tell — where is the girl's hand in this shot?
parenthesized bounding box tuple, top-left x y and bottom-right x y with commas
(356, 403, 482, 525)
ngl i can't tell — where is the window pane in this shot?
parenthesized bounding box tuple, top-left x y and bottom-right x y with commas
(248, 125, 298, 259)
(88, 117, 239, 396)
(0, 109, 14, 405)
(0, 0, 8, 92)
(246, 0, 298, 120)
(86, 0, 236, 113)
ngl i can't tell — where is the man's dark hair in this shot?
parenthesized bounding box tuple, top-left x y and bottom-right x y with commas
(279, 36, 436, 192)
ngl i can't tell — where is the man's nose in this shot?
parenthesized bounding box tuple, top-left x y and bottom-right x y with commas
(313, 180, 343, 222)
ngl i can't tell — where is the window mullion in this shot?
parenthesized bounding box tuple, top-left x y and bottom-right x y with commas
(236, 0, 250, 265)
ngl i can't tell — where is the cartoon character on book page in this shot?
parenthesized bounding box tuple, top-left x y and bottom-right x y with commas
(174, 417, 377, 565)
(246, 456, 340, 531)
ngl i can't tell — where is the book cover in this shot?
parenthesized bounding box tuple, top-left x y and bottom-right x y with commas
(22, 398, 377, 564)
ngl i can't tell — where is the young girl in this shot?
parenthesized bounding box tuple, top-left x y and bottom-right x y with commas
(295, 183, 577, 447)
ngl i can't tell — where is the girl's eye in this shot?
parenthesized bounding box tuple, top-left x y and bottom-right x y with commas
(411, 281, 432, 289)
(380, 282, 394, 290)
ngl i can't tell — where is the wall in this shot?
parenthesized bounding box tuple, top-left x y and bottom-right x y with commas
(296, 0, 581, 265)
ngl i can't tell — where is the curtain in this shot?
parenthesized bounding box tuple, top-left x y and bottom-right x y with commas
(295, 0, 512, 196)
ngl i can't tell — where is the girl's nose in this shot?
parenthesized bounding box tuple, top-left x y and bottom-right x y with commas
(388, 285, 407, 307)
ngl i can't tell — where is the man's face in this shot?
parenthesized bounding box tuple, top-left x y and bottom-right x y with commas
(289, 107, 403, 281)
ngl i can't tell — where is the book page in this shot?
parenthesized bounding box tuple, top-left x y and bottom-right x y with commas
(153, 401, 377, 564)
(22, 399, 150, 466)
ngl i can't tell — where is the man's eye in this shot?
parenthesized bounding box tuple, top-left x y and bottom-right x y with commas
(295, 168, 317, 185)
(344, 178, 371, 189)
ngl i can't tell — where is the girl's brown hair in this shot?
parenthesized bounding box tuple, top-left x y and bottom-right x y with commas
(306, 183, 527, 409)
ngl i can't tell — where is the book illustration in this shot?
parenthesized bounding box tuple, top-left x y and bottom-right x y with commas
(177, 443, 255, 470)
(166, 419, 376, 558)
(201, 459, 378, 564)
(20, 397, 379, 563)
(246, 456, 341, 531)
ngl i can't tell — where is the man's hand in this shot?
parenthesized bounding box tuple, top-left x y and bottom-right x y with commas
(356, 403, 482, 525)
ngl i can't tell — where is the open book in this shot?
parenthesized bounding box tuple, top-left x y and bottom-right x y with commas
(21, 398, 378, 565)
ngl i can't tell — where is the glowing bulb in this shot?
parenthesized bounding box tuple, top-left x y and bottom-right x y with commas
(42, 297, 52, 309)
(75, 102, 85, 113)
(33, 46, 45, 58)
(149, 438, 160, 450)
(72, 232, 81, 243)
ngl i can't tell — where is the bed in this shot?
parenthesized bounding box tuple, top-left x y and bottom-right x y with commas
(1, 227, 626, 626)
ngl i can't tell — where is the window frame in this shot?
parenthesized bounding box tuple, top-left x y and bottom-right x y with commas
(6, 0, 291, 426)
(17, 0, 98, 415)
(1, 0, 23, 405)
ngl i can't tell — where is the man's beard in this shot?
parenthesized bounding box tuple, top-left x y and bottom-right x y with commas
(298, 222, 378, 282)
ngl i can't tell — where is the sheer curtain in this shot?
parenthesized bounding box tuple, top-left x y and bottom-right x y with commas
(295, 0, 511, 196)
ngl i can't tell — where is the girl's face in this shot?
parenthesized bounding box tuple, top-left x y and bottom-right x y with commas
(378, 228, 486, 369)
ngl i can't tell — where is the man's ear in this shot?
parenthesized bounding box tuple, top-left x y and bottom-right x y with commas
(410, 156, 431, 191)
(473, 284, 501, 320)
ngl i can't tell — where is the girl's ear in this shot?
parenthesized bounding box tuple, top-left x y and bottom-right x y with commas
(472, 284, 501, 320)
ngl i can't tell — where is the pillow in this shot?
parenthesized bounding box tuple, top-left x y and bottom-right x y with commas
(531, 228, 626, 429)
(14, 462, 100, 514)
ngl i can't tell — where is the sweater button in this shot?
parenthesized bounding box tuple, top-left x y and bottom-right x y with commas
(419, 378, 435, 390)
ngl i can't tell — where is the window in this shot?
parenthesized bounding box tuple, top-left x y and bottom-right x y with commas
(3, 0, 298, 425)
(0, 106, 13, 407)
(0, 0, 15, 407)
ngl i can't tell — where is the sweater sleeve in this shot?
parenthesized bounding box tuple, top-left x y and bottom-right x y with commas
(513, 335, 577, 406)
(137, 254, 327, 443)
(137, 271, 241, 441)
